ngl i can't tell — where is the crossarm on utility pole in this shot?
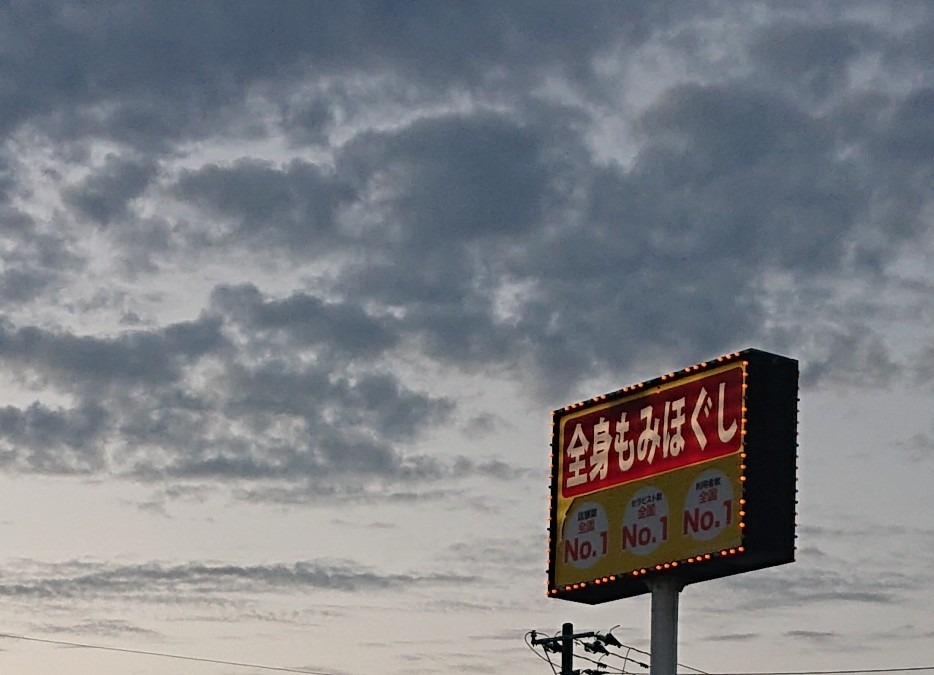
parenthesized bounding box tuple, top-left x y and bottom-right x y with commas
(530, 623, 596, 675)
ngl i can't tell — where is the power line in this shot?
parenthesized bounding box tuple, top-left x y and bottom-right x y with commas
(10, 628, 934, 675)
(0, 632, 343, 675)
(573, 649, 627, 674)
(529, 625, 707, 675)
(695, 669, 934, 675)
(526, 626, 934, 675)
(599, 638, 703, 674)
(525, 631, 560, 675)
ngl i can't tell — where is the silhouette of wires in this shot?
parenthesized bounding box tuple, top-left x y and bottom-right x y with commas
(0, 631, 341, 674)
(526, 628, 934, 675)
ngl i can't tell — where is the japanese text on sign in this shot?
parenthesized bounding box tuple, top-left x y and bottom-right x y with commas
(560, 364, 744, 498)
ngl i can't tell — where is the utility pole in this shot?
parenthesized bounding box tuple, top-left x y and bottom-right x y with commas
(530, 622, 595, 675)
(561, 622, 574, 675)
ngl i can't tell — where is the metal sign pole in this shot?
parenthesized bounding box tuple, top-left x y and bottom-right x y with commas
(648, 578, 683, 675)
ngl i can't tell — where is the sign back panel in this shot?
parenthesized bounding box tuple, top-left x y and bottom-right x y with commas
(547, 349, 798, 604)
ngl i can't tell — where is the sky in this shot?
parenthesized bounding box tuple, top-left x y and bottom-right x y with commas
(1, 1, 933, 674)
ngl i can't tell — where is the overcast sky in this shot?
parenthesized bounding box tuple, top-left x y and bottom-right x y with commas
(1, 1, 934, 674)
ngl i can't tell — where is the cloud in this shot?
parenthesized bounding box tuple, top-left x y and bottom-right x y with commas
(35, 619, 160, 638)
(210, 283, 399, 359)
(0, 2, 669, 150)
(704, 632, 760, 643)
(172, 160, 353, 252)
(629, 83, 873, 277)
(62, 154, 159, 225)
(0, 401, 107, 474)
(0, 266, 60, 305)
(339, 114, 554, 244)
(0, 313, 226, 390)
(862, 624, 934, 644)
(0, 204, 82, 304)
(0, 0, 932, 507)
(913, 342, 934, 384)
(723, 563, 910, 610)
(0, 559, 477, 603)
(784, 629, 842, 644)
(798, 328, 900, 388)
(443, 536, 544, 570)
(0, 283, 540, 493)
(747, 19, 878, 101)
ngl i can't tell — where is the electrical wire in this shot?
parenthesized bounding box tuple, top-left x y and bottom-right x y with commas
(525, 627, 934, 675)
(526, 630, 560, 675)
(693, 669, 934, 675)
(528, 625, 704, 675)
(612, 646, 650, 675)
(9, 627, 934, 675)
(0, 632, 342, 675)
(599, 632, 704, 674)
(573, 636, 620, 675)
(574, 649, 626, 675)
(615, 646, 636, 674)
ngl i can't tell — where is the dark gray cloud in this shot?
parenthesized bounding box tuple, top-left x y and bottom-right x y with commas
(62, 154, 159, 225)
(0, 1, 932, 502)
(0, 152, 14, 199)
(281, 97, 335, 146)
(0, 401, 107, 474)
(784, 629, 842, 644)
(913, 342, 934, 385)
(0, 266, 59, 305)
(35, 619, 159, 638)
(798, 328, 900, 388)
(877, 87, 934, 164)
(0, 203, 83, 305)
(627, 83, 866, 275)
(210, 283, 398, 358)
(173, 160, 353, 252)
(747, 20, 878, 102)
(0, 559, 476, 602)
(703, 632, 760, 643)
(291, 75, 930, 394)
(0, 313, 226, 391)
(339, 114, 555, 245)
(0, 284, 536, 492)
(0, 1, 670, 149)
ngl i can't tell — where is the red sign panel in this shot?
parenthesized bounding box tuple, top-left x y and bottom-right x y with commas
(560, 364, 744, 498)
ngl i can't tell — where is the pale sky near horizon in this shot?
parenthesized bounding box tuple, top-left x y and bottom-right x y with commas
(2, 2, 934, 674)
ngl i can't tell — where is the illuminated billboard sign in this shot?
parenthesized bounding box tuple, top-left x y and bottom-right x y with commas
(547, 349, 798, 604)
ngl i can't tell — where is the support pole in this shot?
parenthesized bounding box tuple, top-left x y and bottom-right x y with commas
(561, 622, 574, 675)
(648, 578, 683, 675)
